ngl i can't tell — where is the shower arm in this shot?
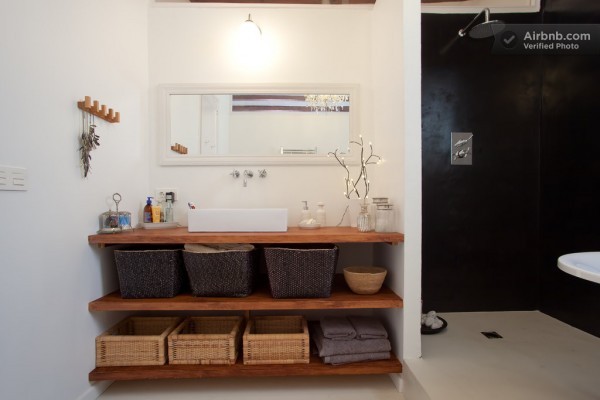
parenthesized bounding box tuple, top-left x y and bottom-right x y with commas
(458, 8, 490, 37)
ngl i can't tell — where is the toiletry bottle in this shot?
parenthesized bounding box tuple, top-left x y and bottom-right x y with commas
(165, 192, 174, 223)
(151, 199, 161, 223)
(316, 202, 326, 226)
(143, 197, 153, 223)
(301, 201, 311, 223)
(158, 198, 165, 222)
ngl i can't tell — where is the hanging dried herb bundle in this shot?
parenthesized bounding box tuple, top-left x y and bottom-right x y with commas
(79, 112, 99, 178)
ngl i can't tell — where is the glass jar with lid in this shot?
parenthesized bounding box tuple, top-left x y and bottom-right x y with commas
(375, 203, 395, 233)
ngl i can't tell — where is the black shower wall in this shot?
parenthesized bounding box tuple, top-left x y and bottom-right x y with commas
(421, 11, 543, 312)
(539, 0, 600, 337)
(422, 0, 600, 337)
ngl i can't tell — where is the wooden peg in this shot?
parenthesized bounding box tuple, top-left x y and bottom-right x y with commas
(93, 100, 100, 112)
(101, 105, 107, 117)
(84, 96, 91, 108)
(114, 112, 120, 123)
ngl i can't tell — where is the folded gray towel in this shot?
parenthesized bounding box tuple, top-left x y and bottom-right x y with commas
(311, 324, 391, 357)
(348, 316, 388, 339)
(320, 317, 356, 340)
(323, 351, 391, 365)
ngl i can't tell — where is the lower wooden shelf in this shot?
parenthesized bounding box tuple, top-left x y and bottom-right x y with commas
(89, 354, 402, 381)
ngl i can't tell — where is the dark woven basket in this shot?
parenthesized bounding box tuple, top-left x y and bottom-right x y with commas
(115, 247, 185, 299)
(183, 248, 257, 297)
(263, 244, 339, 298)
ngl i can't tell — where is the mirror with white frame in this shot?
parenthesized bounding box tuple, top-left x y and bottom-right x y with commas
(158, 84, 359, 165)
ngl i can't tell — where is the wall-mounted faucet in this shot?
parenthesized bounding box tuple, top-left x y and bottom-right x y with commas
(230, 169, 267, 187)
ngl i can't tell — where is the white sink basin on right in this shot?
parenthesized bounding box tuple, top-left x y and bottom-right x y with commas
(557, 252, 600, 284)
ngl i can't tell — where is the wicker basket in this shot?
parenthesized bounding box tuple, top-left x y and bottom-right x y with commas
(263, 245, 339, 298)
(183, 246, 257, 297)
(343, 266, 387, 295)
(95, 316, 182, 367)
(168, 316, 244, 365)
(243, 316, 310, 365)
(115, 247, 185, 298)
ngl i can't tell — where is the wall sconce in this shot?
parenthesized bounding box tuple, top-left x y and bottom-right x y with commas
(235, 13, 268, 69)
(240, 14, 262, 41)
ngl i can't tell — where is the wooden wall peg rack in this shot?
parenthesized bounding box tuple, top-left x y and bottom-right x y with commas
(78, 96, 120, 123)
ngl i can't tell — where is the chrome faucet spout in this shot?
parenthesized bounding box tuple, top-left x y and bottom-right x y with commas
(243, 170, 253, 187)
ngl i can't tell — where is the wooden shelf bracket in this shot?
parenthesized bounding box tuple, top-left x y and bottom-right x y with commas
(77, 96, 120, 123)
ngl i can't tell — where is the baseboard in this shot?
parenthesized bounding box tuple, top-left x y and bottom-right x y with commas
(388, 372, 403, 392)
(75, 381, 113, 400)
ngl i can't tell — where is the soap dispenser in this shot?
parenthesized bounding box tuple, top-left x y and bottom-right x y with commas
(143, 197, 153, 223)
(300, 201, 311, 223)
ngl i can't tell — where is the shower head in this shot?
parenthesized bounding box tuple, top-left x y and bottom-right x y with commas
(458, 8, 505, 39)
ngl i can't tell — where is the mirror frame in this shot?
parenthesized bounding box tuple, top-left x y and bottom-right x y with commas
(158, 83, 360, 166)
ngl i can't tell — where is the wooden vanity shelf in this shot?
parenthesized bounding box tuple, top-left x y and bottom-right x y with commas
(88, 226, 404, 381)
(88, 226, 404, 247)
(89, 276, 402, 312)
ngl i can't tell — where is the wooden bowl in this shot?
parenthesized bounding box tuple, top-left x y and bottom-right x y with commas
(343, 266, 387, 295)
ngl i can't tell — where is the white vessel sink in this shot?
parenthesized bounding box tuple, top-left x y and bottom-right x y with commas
(557, 252, 600, 284)
(188, 208, 288, 232)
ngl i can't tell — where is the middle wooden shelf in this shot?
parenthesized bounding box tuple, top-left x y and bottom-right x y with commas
(89, 276, 403, 312)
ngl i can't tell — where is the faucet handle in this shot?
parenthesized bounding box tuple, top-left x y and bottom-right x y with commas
(258, 169, 267, 178)
(230, 169, 240, 178)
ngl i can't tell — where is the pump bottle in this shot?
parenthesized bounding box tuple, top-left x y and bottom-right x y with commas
(300, 201, 311, 223)
(143, 197, 153, 223)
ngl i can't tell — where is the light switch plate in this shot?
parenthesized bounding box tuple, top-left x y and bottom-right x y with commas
(0, 165, 28, 191)
(451, 132, 473, 165)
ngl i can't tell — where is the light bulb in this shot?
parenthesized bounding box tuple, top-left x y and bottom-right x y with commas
(237, 14, 262, 66)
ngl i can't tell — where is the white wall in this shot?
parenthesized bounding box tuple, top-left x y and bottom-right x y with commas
(0, 1, 149, 399)
(0, 1, 421, 398)
(370, 0, 422, 390)
(148, 4, 374, 226)
(149, 0, 420, 386)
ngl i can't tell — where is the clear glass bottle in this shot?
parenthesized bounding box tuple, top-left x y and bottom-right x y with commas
(375, 203, 395, 232)
(357, 204, 372, 232)
(316, 202, 326, 226)
(165, 192, 174, 223)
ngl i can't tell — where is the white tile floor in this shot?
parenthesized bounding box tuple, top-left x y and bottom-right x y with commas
(98, 375, 405, 400)
(404, 311, 600, 400)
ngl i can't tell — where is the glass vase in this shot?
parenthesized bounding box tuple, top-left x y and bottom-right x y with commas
(357, 204, 372, 232)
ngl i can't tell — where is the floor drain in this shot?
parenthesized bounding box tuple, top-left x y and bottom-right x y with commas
(481, 331, 503, 339)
